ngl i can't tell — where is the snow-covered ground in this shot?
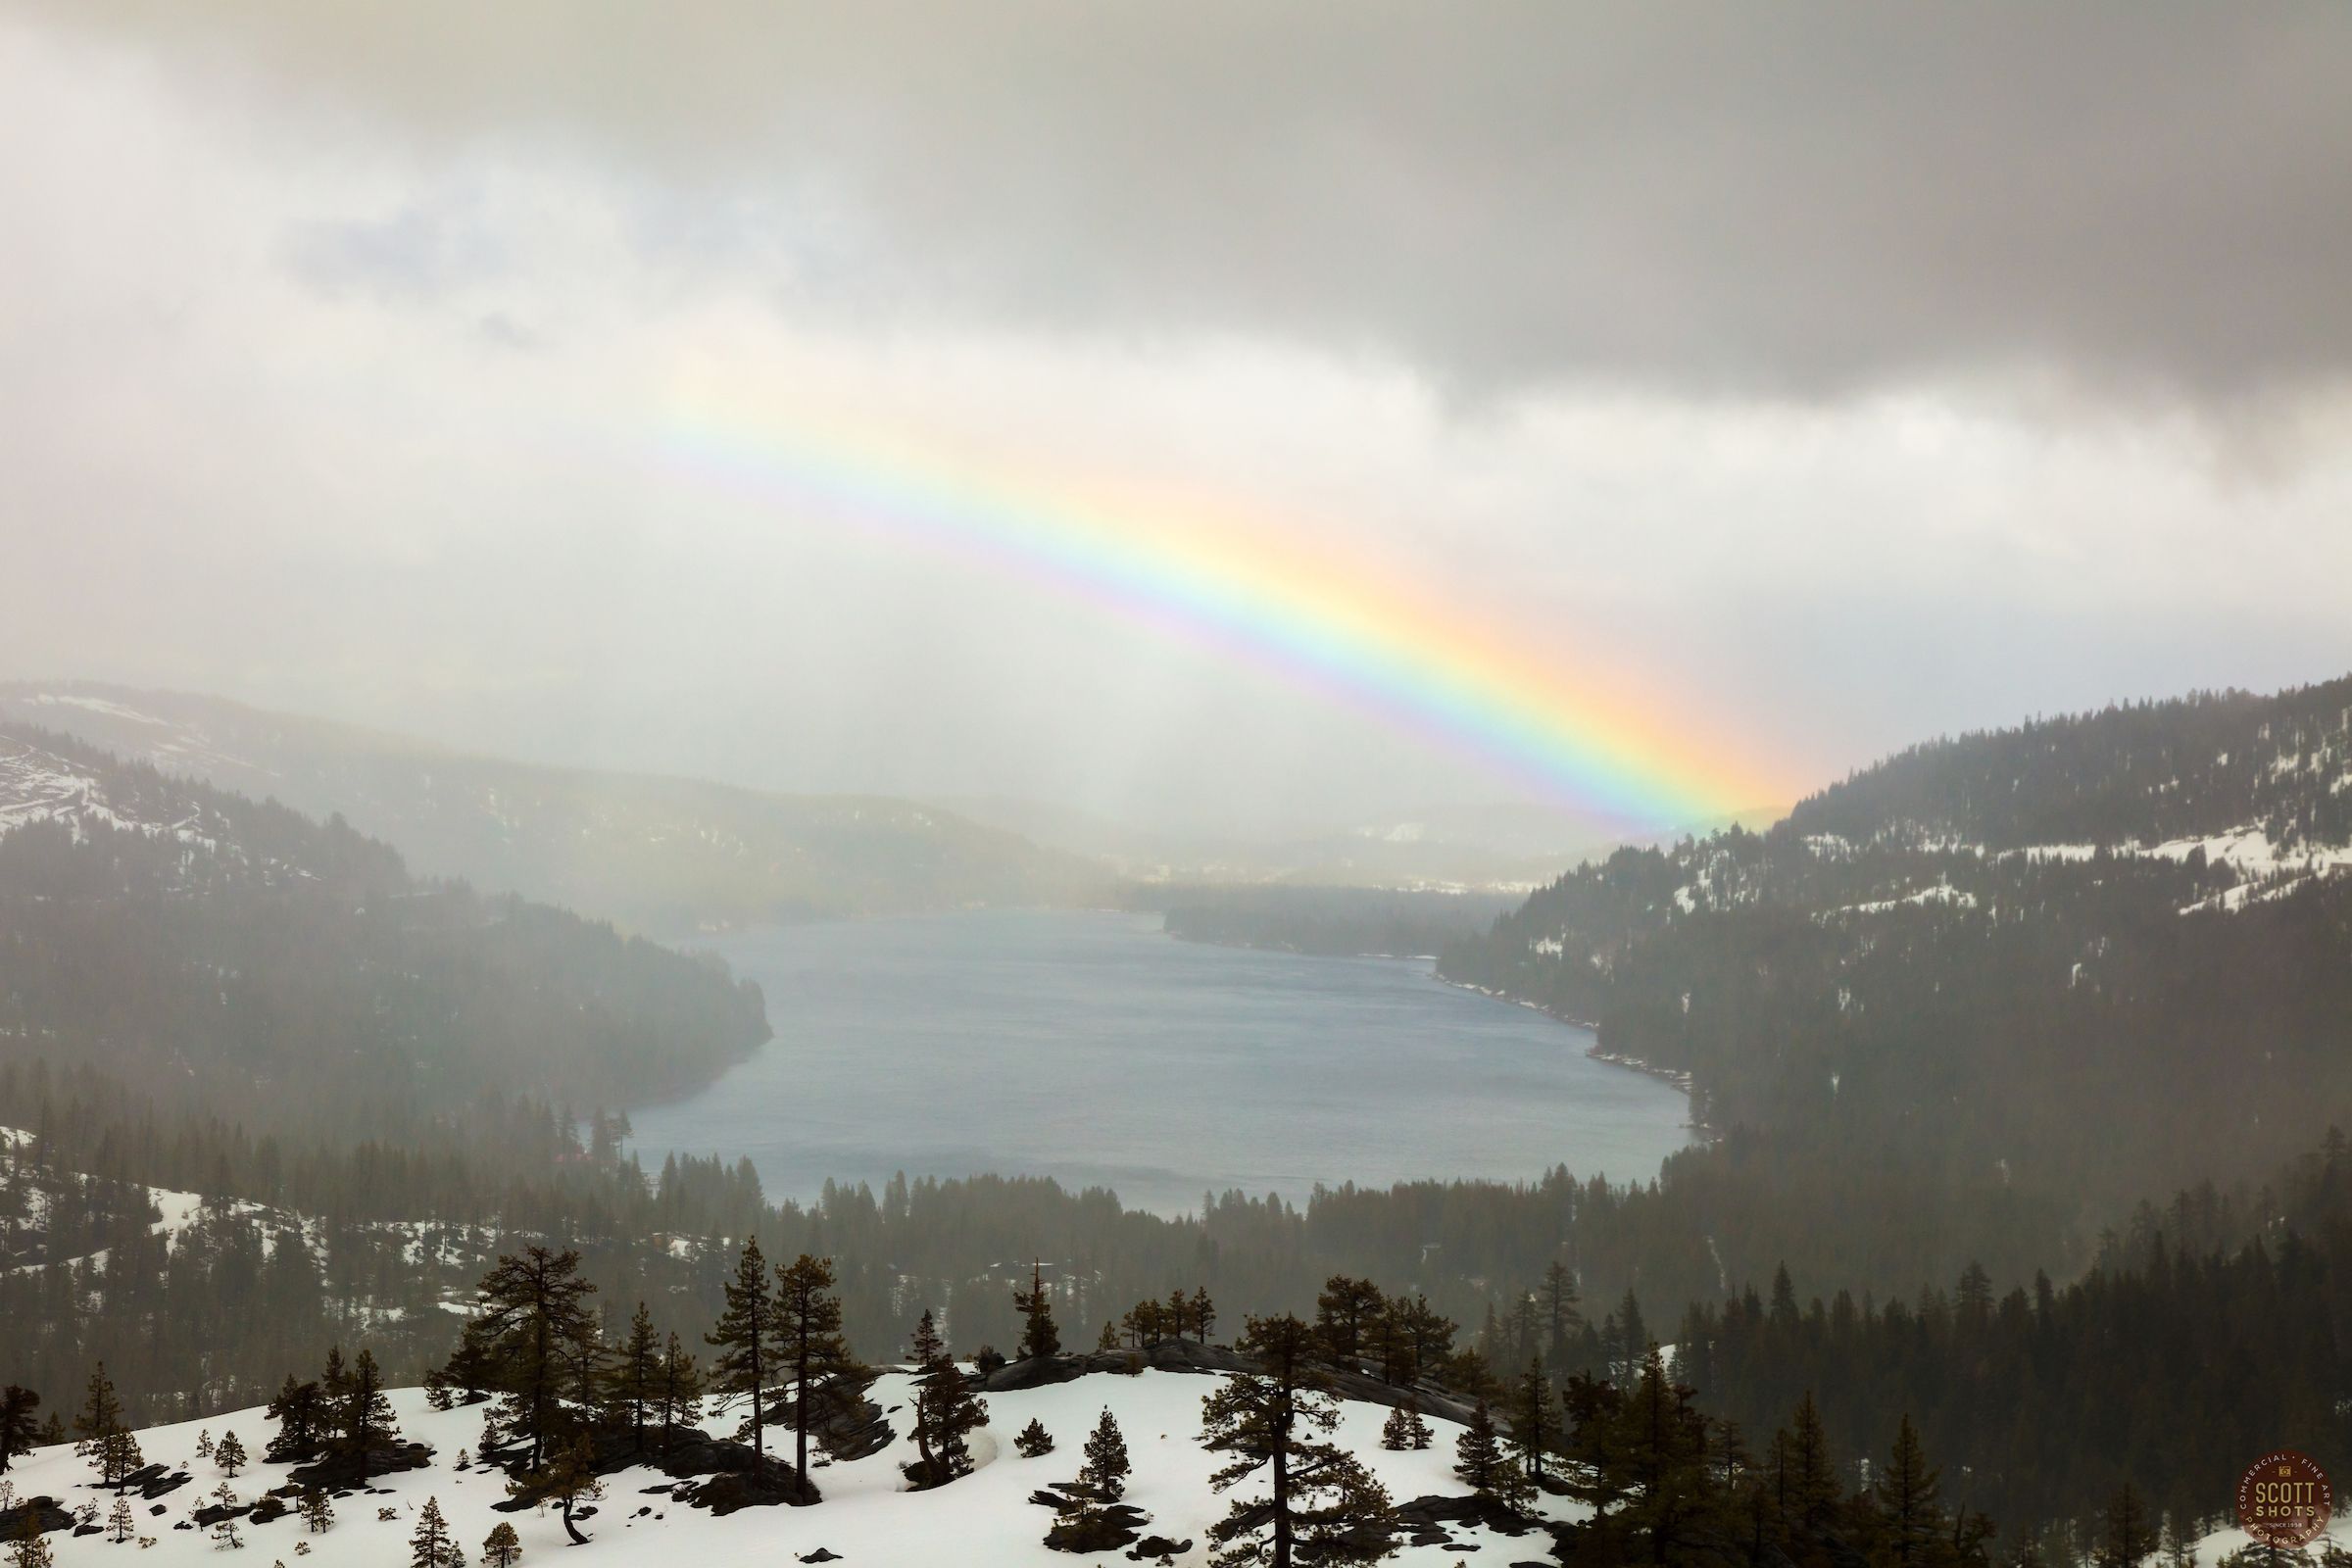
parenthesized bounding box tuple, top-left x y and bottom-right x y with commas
(7, 1373, 1584, 1566)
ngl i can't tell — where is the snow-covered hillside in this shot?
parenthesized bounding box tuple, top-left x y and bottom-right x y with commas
(4, 1375, 1579, 1566)
(0, 734, 225, 850)
(0, 682, 1096, 928)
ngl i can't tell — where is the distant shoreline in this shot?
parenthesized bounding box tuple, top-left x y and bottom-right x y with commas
(1435, 974, 1713, 1140)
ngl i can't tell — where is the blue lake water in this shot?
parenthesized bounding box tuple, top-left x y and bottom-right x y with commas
(626, 909, 1694, 1217)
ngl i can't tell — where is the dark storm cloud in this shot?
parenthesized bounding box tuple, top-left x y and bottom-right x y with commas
(15, 0, 2351, 405)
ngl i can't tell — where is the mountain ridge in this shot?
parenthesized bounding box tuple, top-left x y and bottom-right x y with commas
(0, 681, 1106, 932)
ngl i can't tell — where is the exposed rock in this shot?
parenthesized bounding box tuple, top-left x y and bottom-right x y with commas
(1044, 1502, 1150, 1553)
(282, 1441, 434, 1492)
(677, 1462, 824, 1515)
(119, 1464, 195, 1501)
(0, 1498, 76, 1540)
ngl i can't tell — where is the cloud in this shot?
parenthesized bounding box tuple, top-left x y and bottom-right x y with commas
(12, 0, 2351, 408)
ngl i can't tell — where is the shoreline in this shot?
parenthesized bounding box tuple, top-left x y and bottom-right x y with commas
(1435, 973, 1715, 1140)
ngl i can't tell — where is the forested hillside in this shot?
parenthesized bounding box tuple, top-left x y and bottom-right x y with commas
(1442, 677, 2352, 1223)
(0, 726, 770, 1134)
(0, 684, 1104, 931)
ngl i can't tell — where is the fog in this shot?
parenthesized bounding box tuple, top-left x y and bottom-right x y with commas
(3, 3, 2350, 833)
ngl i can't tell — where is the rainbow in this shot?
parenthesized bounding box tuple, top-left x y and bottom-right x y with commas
(656, 399, 1781, 826)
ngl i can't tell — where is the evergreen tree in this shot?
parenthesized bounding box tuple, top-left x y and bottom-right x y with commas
(1596, 1348, 1718, 1567)
(656, 1333, 705, 1456)
(1096, 1319, 1120, 1352)
(1079, 1407, 1131, 1502)
(1873, 1415, 1950, 1568)
(704, 1236, 779, 1465)
(0, 1387, 37, 1473)
(73, 1364, 140, 1493)
(1200, 1314, 1396, 1568)
(1782, 1393, 1840, 1534)
(207, 1484, 241, 1552)
(1454, 1396, 1522, 1506)
(906, 1309, 988, 1489)
(1542, 1261, 1583, 1361)
(1014, 1418, 1055, 1458)
(481, 1521, 522, 1568)
(213, 1430, 247, 1478)
(409, 1495, 462, 1568)
(265, 1376, 327, 1464)
(1312, 1277, 1386, 1367)
(1380, 1399, 1432, 1453)
(1192, 1287, 1217, 1345)
(2097, 1484, 2158, 1568)
(774, 1253, 869, 1489)
(607, 1302, 662, 1456)
(509, 1431, 604, 1547)
(1013, 1259, 1061, 1360)
(300, 1486, 334, 1534)
(1506, 1357, 1555, 1485)
(106, 1495, 133, 1544)
(459, 1246, 600, 1473)
(338, 1348, 402, 1484)
(8, 1515, 51, 1568)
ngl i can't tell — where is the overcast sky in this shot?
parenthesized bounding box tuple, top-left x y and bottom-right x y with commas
(3, 3, 2349, 833)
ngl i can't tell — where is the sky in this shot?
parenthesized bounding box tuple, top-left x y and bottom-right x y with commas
(2, 2, 2349, 835)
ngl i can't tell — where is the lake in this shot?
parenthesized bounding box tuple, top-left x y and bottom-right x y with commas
(626, 908, 1695, 1217)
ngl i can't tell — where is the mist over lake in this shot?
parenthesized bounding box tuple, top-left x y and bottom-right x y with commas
(626, 909, 1696, 1217)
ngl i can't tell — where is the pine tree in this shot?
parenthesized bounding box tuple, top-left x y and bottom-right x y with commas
(1507, 1357, 1555, 1485)
(1873, 1415, 1949, 1568)
(2097, 1484, 2158, 1568)
(459, 1246, 601, 1473)
(1079, 1408, 1131, 1502)
(704, 1236, 779, 1465)
(1013, 1259, 1061, 1360)
(339, 1348, 401, 1485)
(656, 1333, 706, 1456)
(409, 1495, 462, 1568)
(481, 1521, 522, 1568)
(607, 1301, 662, 1456)
(213, 1430, 247, 1478)
(1595, 1348, 1717, 1567)
(0, 1387, 38, 1474)
(266, 1377, 327, 1464)
(107, 1495, 133, 1544)
(8, 1515, 51, 1568)
(906, 1309, 988, 1489)
(1455, 1396, 1526, 1507)
(2157, 1512, 2197, 1568)
(1380, 1399, 1431, 1452)
(1014, 1418, 1055, 1458)
(1312, 1277, 1386, 1366)
(1782, 1393, 1839, 1533)
(207, 1484, 242, 1552)
(1192, 1287, 1217, 1345)
(1200, 1314, 1396, 1568)
(73, 1365, 140, 1494)
(506, 1429, 604, 1547)
(300, 1485, 334, 1534)
(775, 1253, 869, 1489)
(1542, 1261, 1583, 1362)
(194, 1429, 213, 1460)
(1096, 1320, 1120, 1352)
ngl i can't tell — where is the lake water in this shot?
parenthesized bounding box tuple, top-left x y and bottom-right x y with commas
(626, 909, 1694, 1217)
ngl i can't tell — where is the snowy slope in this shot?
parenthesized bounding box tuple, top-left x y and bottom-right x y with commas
(7, 1375, 1583, 1566)
(0, 734, 224, 850)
